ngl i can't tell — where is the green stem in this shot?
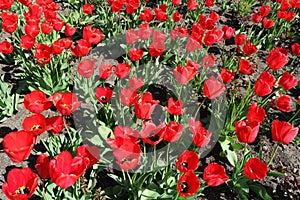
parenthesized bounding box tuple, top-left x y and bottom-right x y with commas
(153, 145, 157, 169)
(288, 109, 300, 123)
(166, 143, 170, 172)
(268, 144, 279, 166)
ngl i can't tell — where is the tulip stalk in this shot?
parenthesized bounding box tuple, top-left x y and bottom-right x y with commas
(267, 143, 279, 166)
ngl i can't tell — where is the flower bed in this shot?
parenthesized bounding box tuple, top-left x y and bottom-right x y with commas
(0, 0, 299, 199)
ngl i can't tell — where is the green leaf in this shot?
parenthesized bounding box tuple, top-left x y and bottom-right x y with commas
(139, 189, 161, 200)
(249, 182, 272, 200)
(231, 143, 244, 150)
(267, 171, 285, 177)
(227, 150, 238, 167)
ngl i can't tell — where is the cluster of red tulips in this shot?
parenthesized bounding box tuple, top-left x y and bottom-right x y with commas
(0, 0, 300, 199)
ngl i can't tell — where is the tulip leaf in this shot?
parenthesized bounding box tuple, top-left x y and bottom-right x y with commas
(139, 189, 161, 200)
(267, 171, 285, 177)
(249, 182, 272, 200)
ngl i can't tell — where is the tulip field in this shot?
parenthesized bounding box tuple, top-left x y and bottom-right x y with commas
(0, 0, 300, 199)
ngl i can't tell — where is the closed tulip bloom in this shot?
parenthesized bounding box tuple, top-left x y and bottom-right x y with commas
(271, 120, 299, 144)
(46, 116, 64, 134)
(3, 131, 36, 163)
(0, 41, 14, 54)
(247, 103, 266, 123)
(291, 43, 300, 56)
(238, 59, 255, 74)
(192, 126, 212, 148)
(2, 168, 38, 200)
(140, 120, 165, 146)
(254, 71, 276, 96)
(35, 153, 50, 178)
(78, 59, 95, 78)
(244, 158, 268, 180)
(203, 76, 226, 99)
(203, 163, 229, 186)
(222, 25, 235, 39)
(274, 95, 291, 112)
(220, 68, 236, 83)
(83, 3, 94, 15)
(159, 121, 184, 142)
(262, 18, 275, 29)
(177, 170, 200, 197)
(259, 5, 271, 17)
(49, 151, 89, 189)
(0, 0, 14, 10)
(134, 92, 159, 120)
(24, 90, 53, 113)
(174, 63, 198, 84)
(129, 48, 144, 61)
(278, 72, 298, 90)
(235, 120, 260, 143)
(115, 63, 131, 79)
(266, 48, 289, 70)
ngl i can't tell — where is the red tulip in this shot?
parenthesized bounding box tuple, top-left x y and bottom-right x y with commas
(140, 120, 165, 146)
(34, 43, 52, 65)
(176, 150, 199, 172)
(126, 0, 140, 14)
(120, 88, 138, 106)
(204, 29, 223, 46)
(126, 29, 139, 44)
(1, 11, 18, 33)
(83, 26, 104, 45)
(192, 125, 212, 148)
(71, 39, 91, 57)
(2, 168, 38, 200)
(203, 76, 226, 99)
(140, 8, 153, 22)
(187, 0, 198, 10)
(243, 41, 257, 55)
(115, 63, 131, 79)
(262, 18, 275, 28)
(51, 40, 64, 54)
(222, 25, 235, 39)
(98, 61, 113, 80)
(24, 90, 53, 113)
(154, 6, 168, 22)
(173, 61, 198, 84)
(238, 59, 254, 74)
(128, 76, 144, 91)
(291, 43, 300, 56)
(278, 72, 298, 90)
(18, 0, 32, 6)
(3, 131, 36, 163)
(0, 0, 14, 10)
(274, 95, 291, 112)
(235, 120, 260, 143)
(52, 18, 64, 31)
(259, 5, 271, 17)
(61, 37, 73, 49)
(76, 145, 100, 168)
(247, 103, 266, 123)
(165, 97, 185, 115)
(107, 126, 139, 149)
(244, 158, 268, 180)
(78, 59, 95, 78)
(254, 71, 276, 96)
(129, 48, 144, 61)
(202, 55, 215, 68)
(172, 0, 182, 5)
(203, 163, 229, 186)
(95, 87, 114, 103)
(252, 13, 262, 23)
(290, 0, 300, 9)
(149, 42, 165, 57)
(177, 170, 200, 197)
(113, 142, 141, 171)
(205, 0, 214, 7)
(41, 21, 53, 34)
(24, 24, 40, 38)
(46, 116, 64, 134)
(49, 151, 89, 188)
(21, 35, 35, 50)
(220, 68, 236, 83)
(266, 48, 289, 70)
(35, 153, 50, 178)
(159, 121, 184, 142)
(234, 34, 246, 45)
(172, 11, 182, 22)
(188, 117, 202, 135)
(271, 119, 299, 144)
(138, 23, 153, 40)
(48, 92, 63, 106)
(22, 113, 47, 136)
(56, 92, 81, 115)
(64, 24, 76, 36)
(83, 3, 94, 15)
(134, 92, 159, 120)
(0, 41, 14, 54)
